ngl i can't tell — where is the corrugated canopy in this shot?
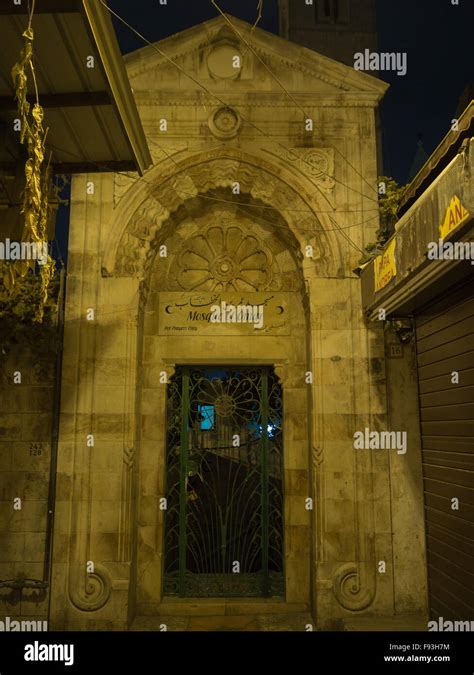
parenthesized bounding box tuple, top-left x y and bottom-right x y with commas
(398, 100, 473, 217)
(0, 0, 152, 175)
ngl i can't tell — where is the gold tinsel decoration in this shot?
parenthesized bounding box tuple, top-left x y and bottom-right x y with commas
(8, 21, 55, 322)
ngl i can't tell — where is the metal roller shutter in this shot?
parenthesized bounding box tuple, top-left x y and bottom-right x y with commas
(415, 277, 474, 620)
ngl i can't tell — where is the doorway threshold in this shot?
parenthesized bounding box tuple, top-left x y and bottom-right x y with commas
(131, 611, 314, 632)
(138, 598, 309, 617)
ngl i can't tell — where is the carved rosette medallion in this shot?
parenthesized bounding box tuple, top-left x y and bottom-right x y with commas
(172, 224, 279, 292)
(208, 106, 242, 140)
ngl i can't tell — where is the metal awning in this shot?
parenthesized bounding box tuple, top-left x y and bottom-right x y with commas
(0, 0, 152, 175)
(398, 101, 474, 217)
(360, 137, 474, 320)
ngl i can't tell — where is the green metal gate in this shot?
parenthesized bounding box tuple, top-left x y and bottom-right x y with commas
(163, 366, 284, 598)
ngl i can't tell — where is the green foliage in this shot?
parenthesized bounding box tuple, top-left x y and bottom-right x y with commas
(378, 176, 406, 228)
(358, 176, 406, 265)
(0, 268, 60, 357)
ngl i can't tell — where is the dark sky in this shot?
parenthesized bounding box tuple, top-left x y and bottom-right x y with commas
(107, 0, 473, 184)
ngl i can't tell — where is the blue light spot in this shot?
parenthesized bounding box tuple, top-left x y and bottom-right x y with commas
(199, 404, 215, 430)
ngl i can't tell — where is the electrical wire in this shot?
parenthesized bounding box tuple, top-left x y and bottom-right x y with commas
(99, 0, 379, 208)
(44, 139, 379, 234)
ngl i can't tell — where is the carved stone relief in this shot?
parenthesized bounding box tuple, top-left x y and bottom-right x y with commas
(263, 147, 335, 193)
(208, 106, 242, 139)
(333, 563, 374, 612)
(105, 152, 342, 281)
(170, 224, 279, 292)
(69, 564, 112, 613)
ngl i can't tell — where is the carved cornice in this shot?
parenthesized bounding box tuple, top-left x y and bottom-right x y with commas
(134, 93, 379, 108)
(250, 45, 351, 92)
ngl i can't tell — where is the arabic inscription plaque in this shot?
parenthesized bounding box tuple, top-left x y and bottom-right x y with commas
(158, 292, 290, 335)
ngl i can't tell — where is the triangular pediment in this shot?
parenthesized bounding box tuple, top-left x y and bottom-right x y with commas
(125, 14, 388, 102)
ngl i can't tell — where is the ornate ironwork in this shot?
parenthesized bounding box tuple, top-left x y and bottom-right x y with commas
(164, 366, 284, 597)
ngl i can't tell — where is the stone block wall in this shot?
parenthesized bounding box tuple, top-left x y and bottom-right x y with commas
(0, 342, 57, 623)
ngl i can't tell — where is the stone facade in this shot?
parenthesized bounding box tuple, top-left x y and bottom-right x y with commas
(0, 341, 57, 622)
(1, 16, 429, 630)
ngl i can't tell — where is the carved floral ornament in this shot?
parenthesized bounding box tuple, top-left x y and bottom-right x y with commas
(171, 225, 280, 292)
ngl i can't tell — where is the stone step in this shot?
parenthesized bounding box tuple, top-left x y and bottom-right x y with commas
(131, 612, 315, 632)
(137, 600, 310, 616)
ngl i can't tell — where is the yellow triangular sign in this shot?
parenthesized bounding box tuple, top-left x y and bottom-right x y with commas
(439, 195, 470, 240)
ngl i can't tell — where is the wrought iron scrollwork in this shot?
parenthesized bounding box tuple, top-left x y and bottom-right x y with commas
(164, 366, 284, 598)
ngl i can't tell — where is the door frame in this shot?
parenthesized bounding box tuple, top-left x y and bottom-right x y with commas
(162, 364, 285, 599)
(134, 357, 312, 614)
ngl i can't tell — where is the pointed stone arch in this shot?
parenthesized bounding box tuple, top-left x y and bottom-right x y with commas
(102, 147, 344, 281)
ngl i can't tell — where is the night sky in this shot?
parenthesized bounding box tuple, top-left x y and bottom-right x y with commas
(107, 0, 473, 185)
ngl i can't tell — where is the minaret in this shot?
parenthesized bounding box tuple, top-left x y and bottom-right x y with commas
(279, 0, 378, 68)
